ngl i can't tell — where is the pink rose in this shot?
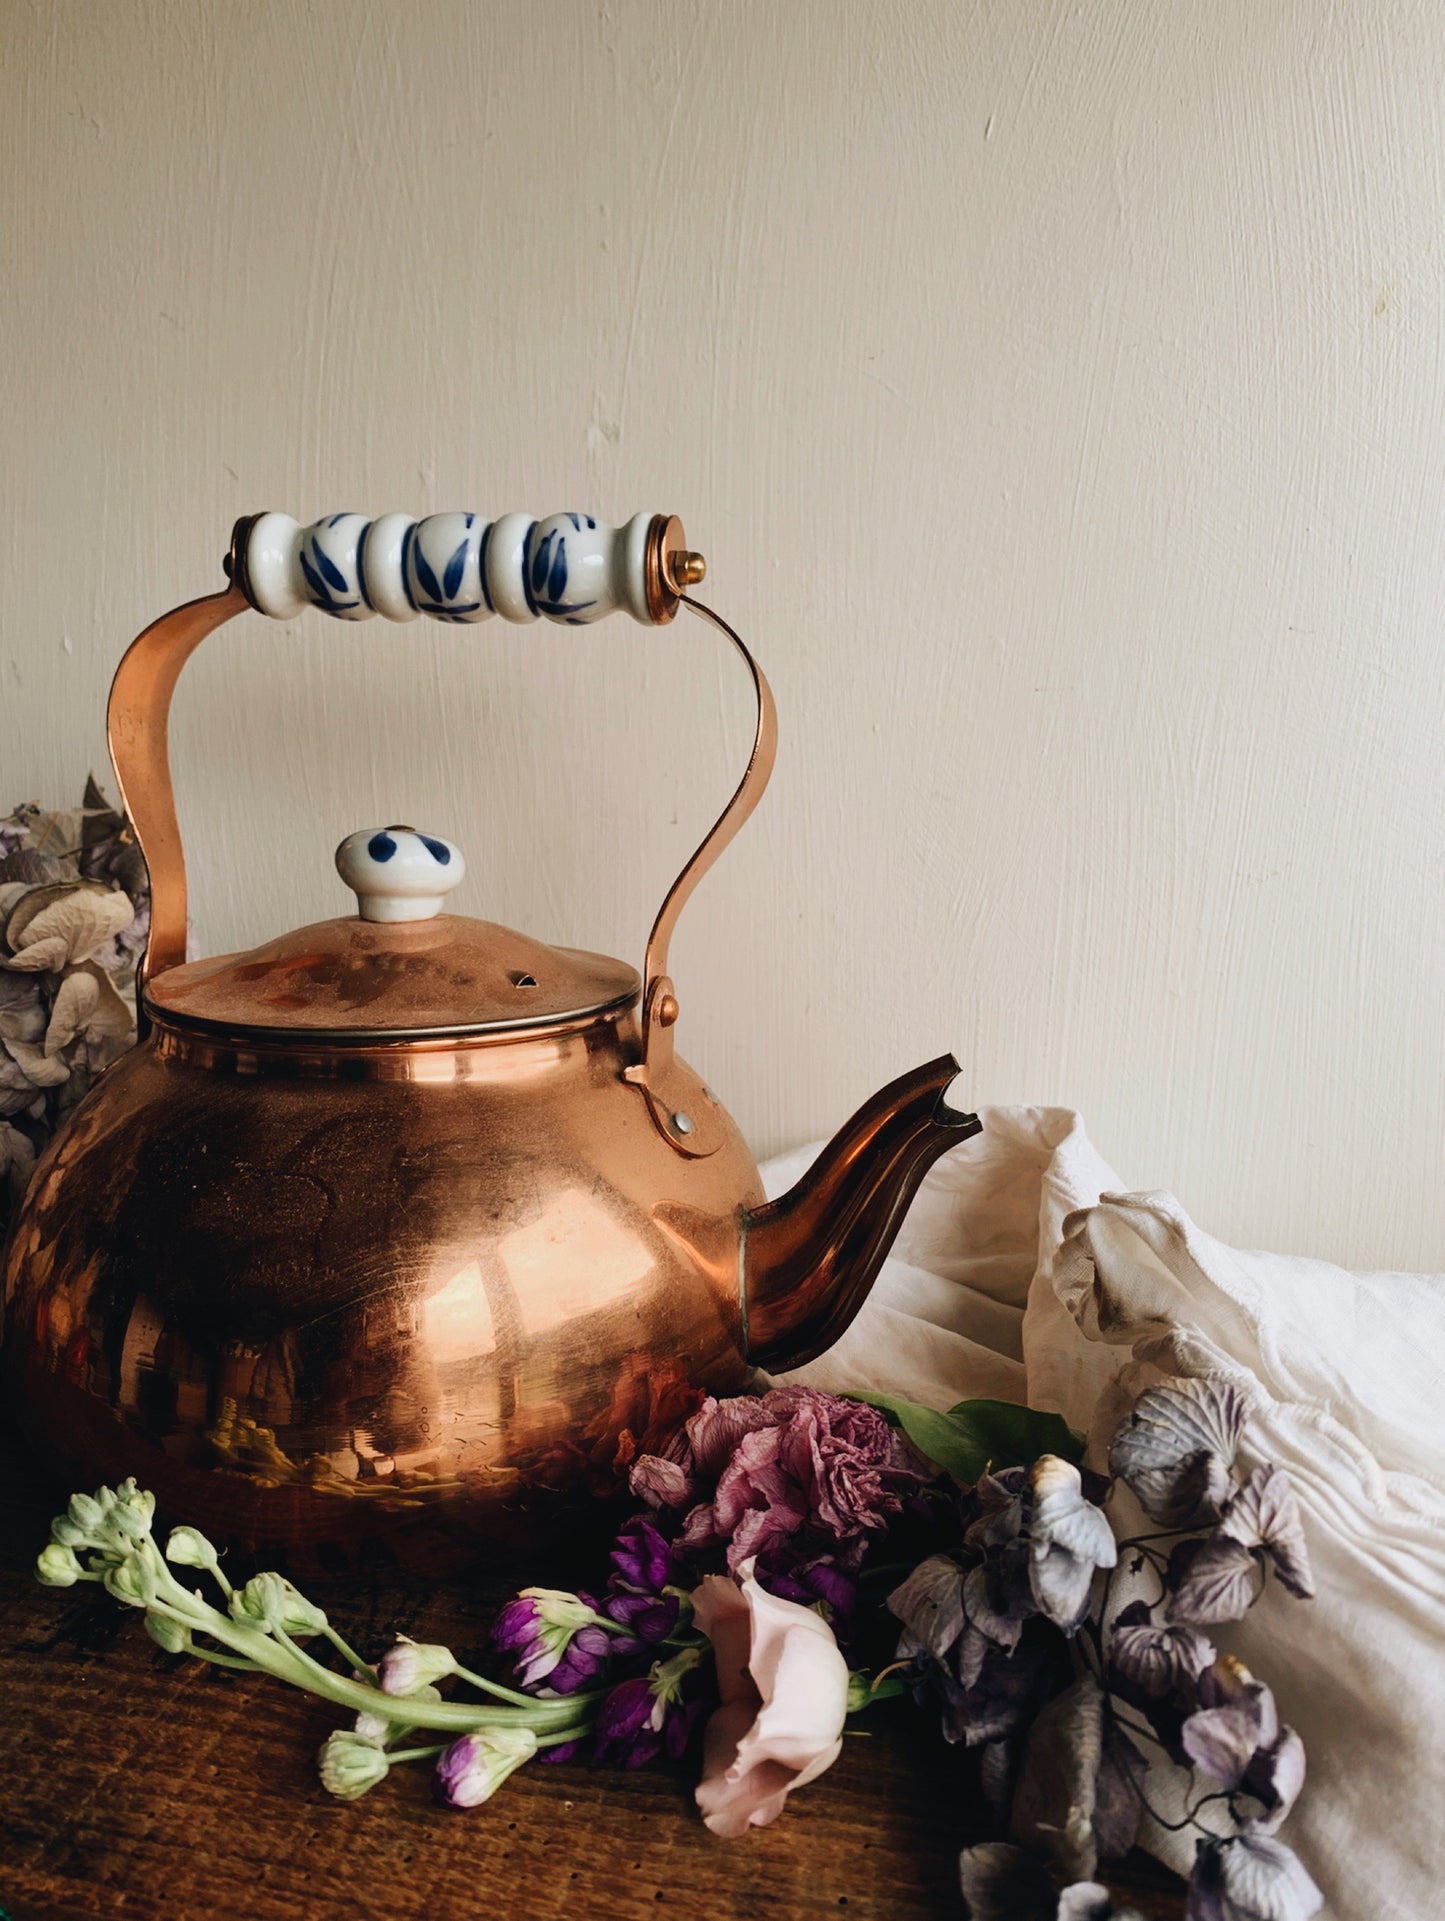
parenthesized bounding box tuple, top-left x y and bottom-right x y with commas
(691, 1557, 851, 1838)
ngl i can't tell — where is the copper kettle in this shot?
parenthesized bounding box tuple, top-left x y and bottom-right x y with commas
(3, 510, 980, 1570)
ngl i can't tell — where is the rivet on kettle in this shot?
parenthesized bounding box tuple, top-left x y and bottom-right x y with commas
(657, 992, 680, 1028)
(671, 1111, 695, 1135)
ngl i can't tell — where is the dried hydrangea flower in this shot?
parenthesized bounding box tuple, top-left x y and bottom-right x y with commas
(1186, 1831, 1322, 1921)
(1109, 1377, 1247, 1528)
(1028, 1456, 1117, 1635)
(1010, 1674, 1105, 1883)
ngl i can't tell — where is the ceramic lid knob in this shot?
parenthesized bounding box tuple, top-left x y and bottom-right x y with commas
(335, 826, 465, 923)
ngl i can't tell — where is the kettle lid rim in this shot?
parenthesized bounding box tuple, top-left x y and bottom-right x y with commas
(142, 912, 642, 1039)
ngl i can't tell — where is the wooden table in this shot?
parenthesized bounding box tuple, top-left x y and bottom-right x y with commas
(0, 1427, 1186, 1921)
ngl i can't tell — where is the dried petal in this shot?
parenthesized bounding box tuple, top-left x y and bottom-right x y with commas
(1182, 1658, 1281, 1791)
(1009, 1673, 1103, 1884)
(1186, 1832, 1323, 1921)
(1032, 1457, 1117, 1565)
(958, 1840, 1059, 1920)
(963, 1560, 1030, 1652)
(1165, 1535, 1261, 1626)
(628, 1452, 700, 1510)
(6, 884, 134, 969)
(1218, 1466, 1315, 1600)
(1092, 1715, 1146, 1859)
(886, 1554, 968, 1662)
(1028, 1457, 1116, 1635)
(1110, 1378, 1247, 1528)
(1, 1036, 70, 1088)
(1108, 1599, 1216, 1696)
(1242, 1725, 1307, 1834)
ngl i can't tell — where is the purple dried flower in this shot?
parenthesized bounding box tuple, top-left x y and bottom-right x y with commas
(433, 1727, 538, 1809)
(672, 1386, 932, 1578)
(629, 1454, 701, 1511)
(600, 1587, 679, 1650)
(609, 1516, 676, 1594)
(1182, 1657, 1306, 1832)
(765, 1556, 857, 1619)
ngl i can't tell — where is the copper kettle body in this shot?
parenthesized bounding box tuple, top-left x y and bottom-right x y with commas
(2, 511, 980, 1571)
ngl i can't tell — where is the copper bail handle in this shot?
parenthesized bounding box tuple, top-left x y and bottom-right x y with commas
(107, 513, 775, 1155)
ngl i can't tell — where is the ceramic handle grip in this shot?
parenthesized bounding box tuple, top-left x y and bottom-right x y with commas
(237, 511, 698, 627)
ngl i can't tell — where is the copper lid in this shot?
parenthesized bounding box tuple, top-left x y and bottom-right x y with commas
(145, 914, 640, 1041)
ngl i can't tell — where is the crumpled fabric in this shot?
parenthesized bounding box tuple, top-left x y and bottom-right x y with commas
(766, 1105, 1445, 1917)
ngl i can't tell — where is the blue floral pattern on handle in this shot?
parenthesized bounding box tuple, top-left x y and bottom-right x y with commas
(264, 510, 656, 626)
(524, 513, 606, 625)
(407, 513, 488, 622)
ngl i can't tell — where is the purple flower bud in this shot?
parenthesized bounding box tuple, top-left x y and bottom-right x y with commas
(433, 1727, 538, 1809)
(377, 1637, 456, 1696)
(601, 1588, 679, 1650)
(491, 1587, 612, 1691)
(609, 1516, 675, 1594)
(592, 1647, 708, 1769)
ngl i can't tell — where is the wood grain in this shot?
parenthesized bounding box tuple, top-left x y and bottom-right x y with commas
(0, 1426, 1185, 1921)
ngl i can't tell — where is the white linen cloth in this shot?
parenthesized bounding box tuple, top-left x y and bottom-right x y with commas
(765, 1105, 1445, 1917)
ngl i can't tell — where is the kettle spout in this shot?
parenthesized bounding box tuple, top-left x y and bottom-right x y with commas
(742, 1054, 982, 1372)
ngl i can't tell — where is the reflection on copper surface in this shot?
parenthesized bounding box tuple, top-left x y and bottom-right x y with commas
(501, 1187, 656, 1338)
(421, 1259, 498, 1364)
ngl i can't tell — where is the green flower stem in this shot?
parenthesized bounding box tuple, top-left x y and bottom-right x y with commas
(535, 1725, 592, 1750)
(186, 1644, 261, 1674)
(142, 1594, 587, 1735)
(384, 1744, 447, 1766)
(450, 1661, 563, 1710)
(321, 1623, 376, 1682)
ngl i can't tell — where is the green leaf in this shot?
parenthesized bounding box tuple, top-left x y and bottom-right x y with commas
(852, 1392, 1085, 1484)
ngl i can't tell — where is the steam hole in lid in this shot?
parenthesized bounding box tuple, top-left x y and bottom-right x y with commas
(511, 972, 538, 989)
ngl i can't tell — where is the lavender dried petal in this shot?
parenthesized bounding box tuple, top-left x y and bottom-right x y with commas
(1241, 1725, 1307, 1835)
(1218, 1465, 1315, 1600)
(1165, 1535, 1262, 1626)
(1186, 1832, 1323, 1921)
(1110, 1379, 1247, 1528)
(963, 1562, 1028, 1653)
(1108, 1598, 1216, 1697)
(965, 1466, 1029, 1551)
(886, 1554, 968, 1660)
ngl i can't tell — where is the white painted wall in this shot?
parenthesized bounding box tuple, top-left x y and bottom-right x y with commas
(5, 0, 1445, 1272)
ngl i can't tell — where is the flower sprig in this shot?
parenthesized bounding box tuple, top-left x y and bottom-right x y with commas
(37, 1478, 602, 1805)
